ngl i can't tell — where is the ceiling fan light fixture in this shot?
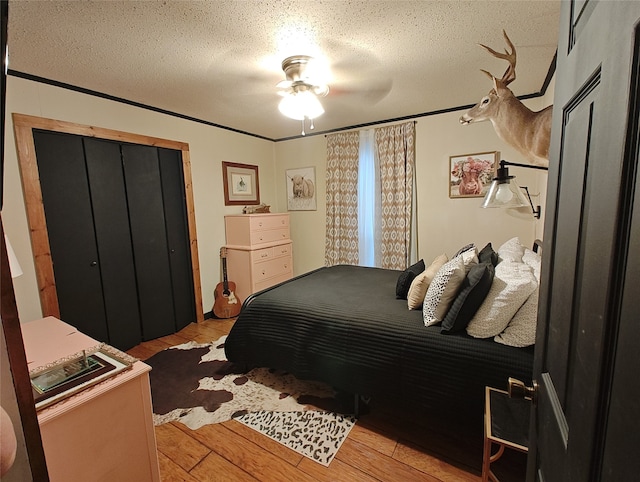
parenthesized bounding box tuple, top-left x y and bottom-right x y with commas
(277, 54, 329, 134)
(278, 89, 325, 120)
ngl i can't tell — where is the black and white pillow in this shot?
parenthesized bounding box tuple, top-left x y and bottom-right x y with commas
(422, 256, 466, 326)
(407, 253, 448, 310)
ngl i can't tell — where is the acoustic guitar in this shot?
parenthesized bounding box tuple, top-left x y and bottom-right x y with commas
(213, 247, 242, 318)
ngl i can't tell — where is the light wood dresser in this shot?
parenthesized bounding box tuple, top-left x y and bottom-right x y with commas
(224, 213, 293, 303)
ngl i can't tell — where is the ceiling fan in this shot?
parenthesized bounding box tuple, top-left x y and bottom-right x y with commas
(276, 55, 329, 134)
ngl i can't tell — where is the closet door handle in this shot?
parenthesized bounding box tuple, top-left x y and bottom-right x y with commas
(90, 261, 98, 267)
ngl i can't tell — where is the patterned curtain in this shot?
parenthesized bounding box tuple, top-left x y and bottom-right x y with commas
(325, 131, 360, 266)
(375, 122, 416, 270)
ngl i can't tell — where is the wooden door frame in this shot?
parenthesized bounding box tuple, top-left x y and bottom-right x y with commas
(12, 113, 204, 324)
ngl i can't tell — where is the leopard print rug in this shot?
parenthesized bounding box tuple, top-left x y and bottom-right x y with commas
(236, 410, 356, 466)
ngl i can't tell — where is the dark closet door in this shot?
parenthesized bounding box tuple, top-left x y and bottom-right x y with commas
(121, 144, 177, 340)
(83, 137, 142, 349)
(34, 130, 110, 342)
(33, 130, 195, 350)
(158, 148, 195, 332)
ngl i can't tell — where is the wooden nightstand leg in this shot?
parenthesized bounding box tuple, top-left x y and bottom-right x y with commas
(483, 439, 506, 482)
(482, 434, 492, 481)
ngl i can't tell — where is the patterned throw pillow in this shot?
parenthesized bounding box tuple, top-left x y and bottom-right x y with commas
(494, 248, 543, 347)
(466, 260, 537, 338)
(460, 246, 479, 274)
(497, 237, 525, 263)
(494, 289, 539, 347)
(423, 256, 466, 326)
(452, 242, 475, 258)
(407, 254, 448, 310)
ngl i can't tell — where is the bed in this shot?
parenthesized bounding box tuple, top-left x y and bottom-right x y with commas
(224, 240, 538, 420)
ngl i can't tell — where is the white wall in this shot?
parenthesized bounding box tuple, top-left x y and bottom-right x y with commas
(3, 74, 554, 322)
(276, 92, 554, 272)
(3, 76, 275, 322)
(274, 135, 328, 275)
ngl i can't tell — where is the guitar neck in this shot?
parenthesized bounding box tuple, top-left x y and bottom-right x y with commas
(221, 255, 229, 289)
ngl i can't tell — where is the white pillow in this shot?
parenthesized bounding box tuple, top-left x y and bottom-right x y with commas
(407, 253, 448, 310)
(495, 288, 539, 347)
(495, 248, 542, 347)
(522, 248, 542, 279)
(461, 246, 479, 273)
(423, 256, 466, 326)
(466, 261, 537, 338)
(498, 237, 525, 263)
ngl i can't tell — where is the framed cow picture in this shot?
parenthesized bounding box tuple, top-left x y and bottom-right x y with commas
(449, 151, 499, 198)
(286, 166, 317, 211)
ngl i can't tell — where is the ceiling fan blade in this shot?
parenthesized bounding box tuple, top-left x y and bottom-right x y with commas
(318, 39, 393, 105)
(276, 80, 293, 89)
(330, 75, 393, 104)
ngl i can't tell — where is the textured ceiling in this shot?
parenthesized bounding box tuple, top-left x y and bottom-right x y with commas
(7, 0, 560, 141)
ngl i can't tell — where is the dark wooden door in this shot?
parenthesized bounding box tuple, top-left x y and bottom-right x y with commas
(84, 137, 142, 349)
(34, 130, 113, 342)
(530, 1, 640, 480)
(33, 131, 194, 350)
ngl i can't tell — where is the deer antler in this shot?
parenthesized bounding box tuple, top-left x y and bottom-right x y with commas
(478, 30, 517, 86)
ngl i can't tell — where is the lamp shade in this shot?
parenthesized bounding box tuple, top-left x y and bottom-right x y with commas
(278, 90, 324, 120)
(481, 163, 530, 209)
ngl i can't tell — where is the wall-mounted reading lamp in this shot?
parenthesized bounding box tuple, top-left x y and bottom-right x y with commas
(481, 160, 549, 219)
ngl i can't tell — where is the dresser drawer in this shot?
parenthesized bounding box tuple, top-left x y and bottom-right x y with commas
(251, 246, 274, 263)
(253, 256, 293, 283)
(250, 242, 292, 263)
(272, 243, 292, 258)
(250, 227, 290, 246)
(249, 214, 289, 231)
(225, 213, 291, 247)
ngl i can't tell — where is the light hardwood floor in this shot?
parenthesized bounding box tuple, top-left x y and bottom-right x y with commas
(127, 318, 526, 482)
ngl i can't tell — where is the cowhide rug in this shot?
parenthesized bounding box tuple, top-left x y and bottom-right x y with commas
(146, 336, 343, 430)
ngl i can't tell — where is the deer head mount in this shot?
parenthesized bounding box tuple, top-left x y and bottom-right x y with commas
(460, 31, 552, 167)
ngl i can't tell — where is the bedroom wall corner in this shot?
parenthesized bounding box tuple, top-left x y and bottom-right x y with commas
(273, 135, 327, 276)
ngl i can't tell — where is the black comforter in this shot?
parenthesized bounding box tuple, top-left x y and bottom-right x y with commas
(225, 265, 534, 417)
